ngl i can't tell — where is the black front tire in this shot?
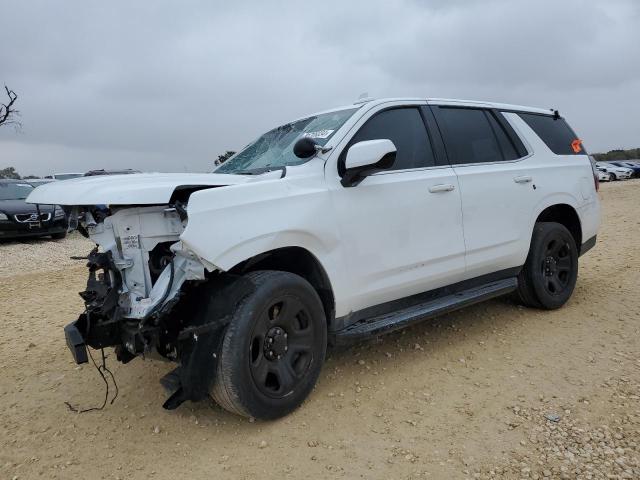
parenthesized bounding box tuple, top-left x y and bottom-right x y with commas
(610, 173, 617, 181)
(51, 231, 67, 240)
(517, 222, 578, 310)
(211, 270, 327, 420)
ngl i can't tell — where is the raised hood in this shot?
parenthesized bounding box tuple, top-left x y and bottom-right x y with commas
(26, 173, 250, 206)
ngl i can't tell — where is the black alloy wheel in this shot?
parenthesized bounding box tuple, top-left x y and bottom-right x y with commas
(540, 236, 574, 297)
(249, 296, 317, 399)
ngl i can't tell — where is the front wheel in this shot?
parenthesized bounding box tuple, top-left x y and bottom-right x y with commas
(517, 222, 578, 310)
(610, 173, 617, 181)
(211, 270, 327, 419)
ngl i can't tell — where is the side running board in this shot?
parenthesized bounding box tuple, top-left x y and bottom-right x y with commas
(332, 278, 517, 346)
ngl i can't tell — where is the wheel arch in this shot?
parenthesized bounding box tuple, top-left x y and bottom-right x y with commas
(229, 246, 336, 329)
(534, 203, 583, 253)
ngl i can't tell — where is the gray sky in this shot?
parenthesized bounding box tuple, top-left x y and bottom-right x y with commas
(1, 0, 639, 176)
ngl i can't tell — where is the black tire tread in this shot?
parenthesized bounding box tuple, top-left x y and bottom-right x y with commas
(210, 270, 326, 419)
(517, 222, 578, 310)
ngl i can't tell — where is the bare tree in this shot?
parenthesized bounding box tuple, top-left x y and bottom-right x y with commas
(0, 85, 20, 129)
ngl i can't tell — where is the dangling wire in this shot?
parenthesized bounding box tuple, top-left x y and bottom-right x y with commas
(65, 347, 119, 413)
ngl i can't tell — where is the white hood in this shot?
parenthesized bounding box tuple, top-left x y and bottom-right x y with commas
(26, 172, 250, 205)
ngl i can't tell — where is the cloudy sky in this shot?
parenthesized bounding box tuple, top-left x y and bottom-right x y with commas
(1, 0, 639, 176)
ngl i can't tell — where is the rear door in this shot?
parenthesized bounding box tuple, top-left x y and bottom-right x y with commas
(430, 104, 536, 279)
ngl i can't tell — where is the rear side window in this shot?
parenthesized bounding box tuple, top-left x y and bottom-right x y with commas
(348, 108, 435, 170)
(434, 108, 503, 165)
(517, 113, 585, 155)
(486, 112, 519, 160)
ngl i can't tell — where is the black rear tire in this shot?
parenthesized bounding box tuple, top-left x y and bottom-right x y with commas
(211, 270, 327, 419)
(517, 222, 578, 310)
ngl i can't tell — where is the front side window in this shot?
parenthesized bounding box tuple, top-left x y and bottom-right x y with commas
(0, 182, 34, 200)
(346, 108, 435, 171)
(434, 107, 504, 165)
(216, 108, 358, 175)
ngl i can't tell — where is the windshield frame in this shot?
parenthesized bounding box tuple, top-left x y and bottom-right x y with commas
(215, 106, 359, 175)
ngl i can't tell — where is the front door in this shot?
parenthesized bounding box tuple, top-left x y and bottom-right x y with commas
(328, 105, 467, 314)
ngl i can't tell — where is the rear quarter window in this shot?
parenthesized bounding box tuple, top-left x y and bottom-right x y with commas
(517, 113, 585, 155)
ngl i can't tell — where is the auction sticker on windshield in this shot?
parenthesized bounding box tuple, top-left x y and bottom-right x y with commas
(304, 129, 334, 139)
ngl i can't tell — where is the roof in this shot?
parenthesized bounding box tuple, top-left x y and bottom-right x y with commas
(425, 98, 554, 115)
(306, 97, 555, 120)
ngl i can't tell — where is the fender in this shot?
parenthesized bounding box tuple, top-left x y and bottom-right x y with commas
(526, 191, 582, 252)
(179, 173, 347, 300)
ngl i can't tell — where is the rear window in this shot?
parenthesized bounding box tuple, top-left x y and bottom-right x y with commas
(518, 113, 585, 155)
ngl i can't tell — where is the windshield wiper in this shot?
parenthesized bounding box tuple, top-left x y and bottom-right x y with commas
(234, 166, 287, 178)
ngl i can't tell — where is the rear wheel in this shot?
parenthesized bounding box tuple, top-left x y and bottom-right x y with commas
(517, 222, 578, 310)
(211, 270, 327, 419)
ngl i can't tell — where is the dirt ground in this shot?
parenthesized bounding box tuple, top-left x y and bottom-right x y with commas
(1, 181, 639, 480)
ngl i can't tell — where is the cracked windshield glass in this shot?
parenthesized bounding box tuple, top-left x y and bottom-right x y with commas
(216, 107, 357, 174)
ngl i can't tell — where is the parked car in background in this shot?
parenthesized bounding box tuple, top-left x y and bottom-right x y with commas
(607, 161, 640, 178)
(44, 172, 84, 181)
(597, 168, 613, 182)
(0, 179, 67, 240)
(27, 178, 56, 186)
(595, 162, 633, 180)
(30, 97, 600, 420)
(84, 168, 142, 176)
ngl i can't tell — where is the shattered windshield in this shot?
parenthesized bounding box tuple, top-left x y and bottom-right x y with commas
(216, 107, 358, 174)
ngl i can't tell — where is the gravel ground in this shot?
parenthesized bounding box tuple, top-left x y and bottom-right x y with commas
(0, 231, 93, 278)
(0, 180, 638, 480)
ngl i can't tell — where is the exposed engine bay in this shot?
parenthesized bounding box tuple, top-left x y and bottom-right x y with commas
(64, 202, 245, 410)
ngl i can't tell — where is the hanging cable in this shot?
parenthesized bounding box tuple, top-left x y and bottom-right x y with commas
(65, 347, 119, 413)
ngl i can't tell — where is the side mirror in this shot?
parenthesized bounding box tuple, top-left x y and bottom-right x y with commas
(341, 139, 396, 187)
(293, 136, 318, 159)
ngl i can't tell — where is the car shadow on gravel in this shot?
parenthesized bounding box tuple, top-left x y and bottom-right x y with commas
(176, 295, 527, 424)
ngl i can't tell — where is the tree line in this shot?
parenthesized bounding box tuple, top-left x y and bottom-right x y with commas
(592, 148, 640, 162)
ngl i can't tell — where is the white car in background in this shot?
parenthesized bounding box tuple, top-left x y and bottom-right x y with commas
(596, 168, 612, 182)
(44, 172, 84, 181)
(595, 162, 632, 180)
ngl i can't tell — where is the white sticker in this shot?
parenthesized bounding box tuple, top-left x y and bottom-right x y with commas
(304, 129, 334, 139)
(17, 183, 32, 187)
(121, 234, 139, 249)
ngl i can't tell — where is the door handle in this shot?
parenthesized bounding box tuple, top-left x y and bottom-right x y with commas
(428, 184, 455, 193)
(514, 175, 533, 184)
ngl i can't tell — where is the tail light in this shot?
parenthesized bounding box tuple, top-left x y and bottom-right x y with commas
(588, 156, 599, 192)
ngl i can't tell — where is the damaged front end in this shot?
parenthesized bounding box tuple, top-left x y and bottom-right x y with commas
(64, 203, 232, 409)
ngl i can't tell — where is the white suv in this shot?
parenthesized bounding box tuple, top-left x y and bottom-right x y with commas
(29, 97, 601, 419)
